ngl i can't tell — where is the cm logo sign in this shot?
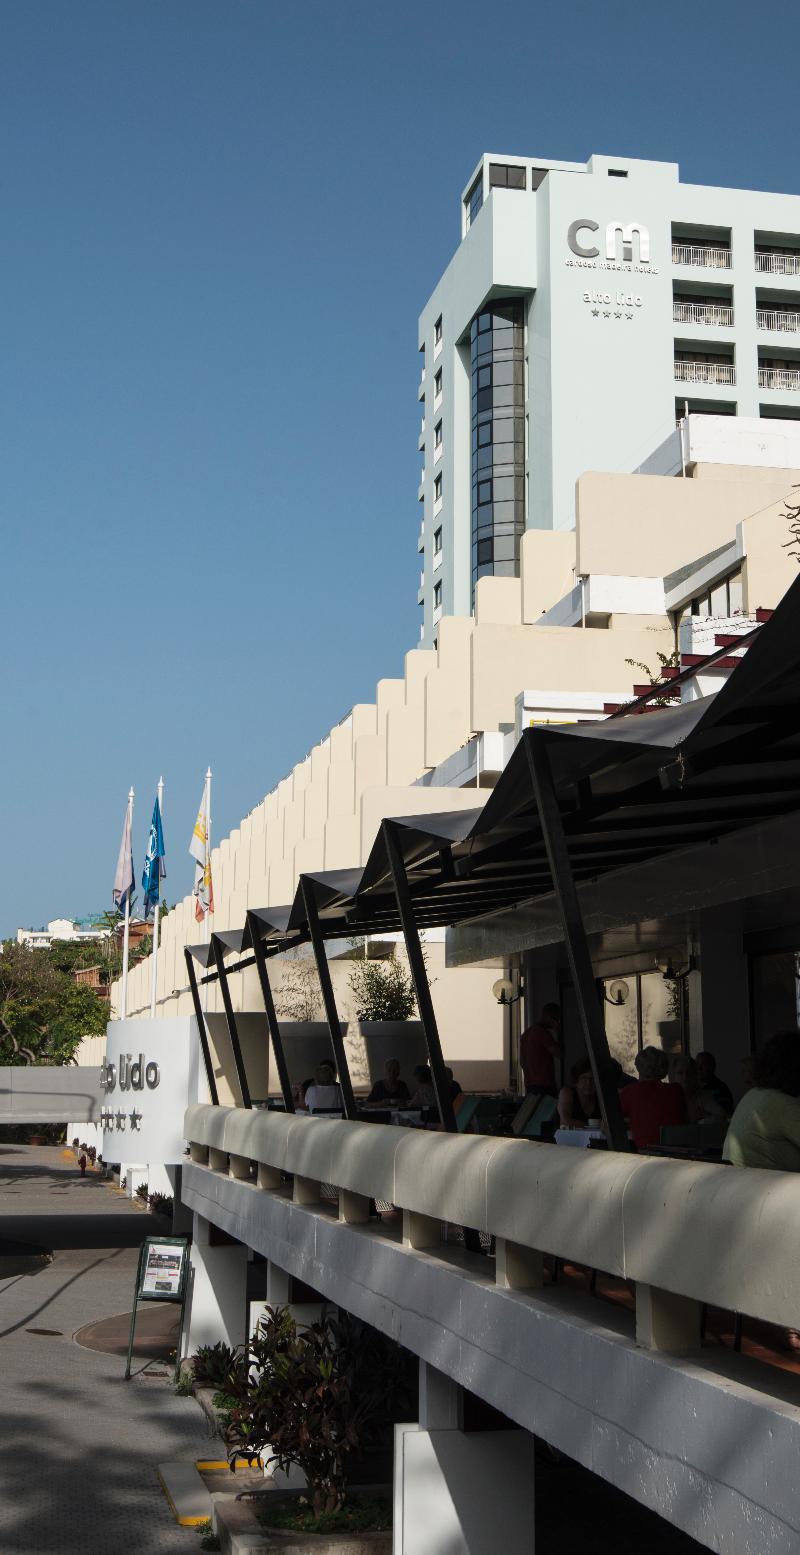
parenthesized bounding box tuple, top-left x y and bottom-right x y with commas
(568, 219, 650, 263)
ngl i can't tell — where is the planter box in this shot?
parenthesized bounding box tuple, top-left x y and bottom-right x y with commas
(213, 1494, 391, 1555)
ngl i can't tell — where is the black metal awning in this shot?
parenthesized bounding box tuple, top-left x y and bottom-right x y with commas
(188, 572, 800, 1142)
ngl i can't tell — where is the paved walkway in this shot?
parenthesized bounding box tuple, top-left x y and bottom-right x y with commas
(0, 1144, 215, 1554)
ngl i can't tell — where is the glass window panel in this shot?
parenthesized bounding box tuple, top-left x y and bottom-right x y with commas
(477, 422, 492, 446)
(478, 481, 492, 504)
(489, 163, 508, 187)
(476, 388, 493, 412)
(477, 538, 494, 563)
(507, 165, 526, 189)
(478, 312, 493, 333)
(476, 447, 493, 471)
(477, 365, 492, 388)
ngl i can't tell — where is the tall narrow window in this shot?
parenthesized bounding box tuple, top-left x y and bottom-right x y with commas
(434, 368, 443, 400)
(434, 473, 443, 505)
(434, 315, 443, 348)
(433, 526, 443, 555)
(469, 299, 525, 600)
(433, 580, 442, 609)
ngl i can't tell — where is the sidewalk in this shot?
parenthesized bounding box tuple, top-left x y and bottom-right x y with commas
(0, 1144, 214, 1554)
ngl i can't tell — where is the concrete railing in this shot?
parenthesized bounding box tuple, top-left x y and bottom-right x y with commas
(185, 1104, 800, 1332)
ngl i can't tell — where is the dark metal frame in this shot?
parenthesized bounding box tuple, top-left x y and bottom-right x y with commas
(211, 935, 252, 1109)
(526, 739, 628, 1151)
(246, 911, 295, 1113)
(383, 820, 457, 1132)
(184, 948, 219, 1106)
(300, 880, 357, 1120)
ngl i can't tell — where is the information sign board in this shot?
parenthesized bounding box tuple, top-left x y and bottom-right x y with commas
(124, 1235, 189, 1380)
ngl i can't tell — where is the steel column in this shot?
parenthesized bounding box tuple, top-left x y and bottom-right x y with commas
(525, 738, 628, 1151)
(211, 936, 252, 1110)
(300, 881, 357, 1121)
(246, 911, 295, 1113)
(383, 820, 457, 1133)
(184, 949, 219, 1106)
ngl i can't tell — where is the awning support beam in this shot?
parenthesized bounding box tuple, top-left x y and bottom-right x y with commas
(383, 820, 457, 1133)
(211, 936, 252, 1109)
(247, 911, 295, 1114)
(184, 948, 219, 1106)
(301, 880, 357, 1121)
(525, 738, 628, 1152)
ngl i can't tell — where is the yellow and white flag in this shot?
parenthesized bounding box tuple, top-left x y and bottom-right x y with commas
(189, 779, 214, 923)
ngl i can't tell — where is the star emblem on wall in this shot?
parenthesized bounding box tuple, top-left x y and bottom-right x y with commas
(115, 1111, 126, 1131)
(129, 1110, 142, 1131)
(603, 310, 611, 319)
(591, 308, 599, 317)
(626, 312, 634, 320)
(614, 311, 622, 319)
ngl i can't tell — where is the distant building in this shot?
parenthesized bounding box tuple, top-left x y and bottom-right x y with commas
(16, 917, 112, 950)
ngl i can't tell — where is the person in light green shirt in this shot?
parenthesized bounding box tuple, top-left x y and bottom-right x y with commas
(724, 1031, 800, 1172)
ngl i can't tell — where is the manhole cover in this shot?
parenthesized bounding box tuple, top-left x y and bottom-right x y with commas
(26, 1327, 63, 1336)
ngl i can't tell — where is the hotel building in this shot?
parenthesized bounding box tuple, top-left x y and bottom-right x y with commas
(417, 150, 800, 641)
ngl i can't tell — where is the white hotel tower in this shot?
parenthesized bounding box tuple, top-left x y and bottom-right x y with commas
(417, 150, 800, 644)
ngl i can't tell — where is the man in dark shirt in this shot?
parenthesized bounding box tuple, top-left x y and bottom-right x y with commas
(519, 1002, 561, 1095)
(696, 1050, 734, 1115)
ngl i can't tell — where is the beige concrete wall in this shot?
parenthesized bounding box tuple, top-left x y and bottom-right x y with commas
(576, 469, 800, 578)
(521, 529, 577, 622)
(741, 497, 800, 613)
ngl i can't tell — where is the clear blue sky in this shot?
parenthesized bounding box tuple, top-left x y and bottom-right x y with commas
(2, 0, 798, 933)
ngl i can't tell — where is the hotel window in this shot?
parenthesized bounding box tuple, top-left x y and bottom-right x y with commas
(433, 526, 442, 555)
(489, 162, 526, 190)
(469, 298, 525, 599)
(433, 580, 442, 609)
(434, 472, 443, 504)
(434, 420, 442, 451)
(688, 569, 743, 617)
(434, 315, 443, 347)
(465, 175, 484, 229)
(434, 367, 443, 399)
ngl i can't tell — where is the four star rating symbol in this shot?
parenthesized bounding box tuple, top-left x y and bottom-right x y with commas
(103, 1107, 148, 1132)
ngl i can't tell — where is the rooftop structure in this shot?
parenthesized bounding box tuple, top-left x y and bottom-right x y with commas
(417, 151, 800, 641)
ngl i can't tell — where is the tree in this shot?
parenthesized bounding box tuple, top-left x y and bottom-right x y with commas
(0, 943, 107, 1065)
(348, 951, 417, 1022)
(273, 951, 322, 1022)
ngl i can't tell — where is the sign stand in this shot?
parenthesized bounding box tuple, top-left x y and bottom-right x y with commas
(124, 1235, 190, 1382)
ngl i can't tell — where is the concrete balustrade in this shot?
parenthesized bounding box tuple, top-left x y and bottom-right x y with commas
(184, 1102, 800, 1330)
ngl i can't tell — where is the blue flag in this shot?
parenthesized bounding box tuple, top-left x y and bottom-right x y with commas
(142, 795, 166, 917)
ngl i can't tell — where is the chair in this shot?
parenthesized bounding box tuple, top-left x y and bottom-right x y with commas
(513, 1093, 558, 1140)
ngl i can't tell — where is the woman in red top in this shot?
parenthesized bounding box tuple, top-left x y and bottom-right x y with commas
(621, 1046, 687, 1149)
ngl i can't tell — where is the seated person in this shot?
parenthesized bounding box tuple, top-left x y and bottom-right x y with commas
(304, 1061, 343, 1114)
(408, 1064, 437, 1109)
(668, 1053, 727, 1123)
(724, 1030, 800, 1171)
(558, 1057, 599, 1127)
(695, 1050, 734, 1115)
(294, 1076, 314, 1110)
(365, 1057, 410, 1108)
(444, 1065, 463, 1104)
(621, 1046, 687, 1149)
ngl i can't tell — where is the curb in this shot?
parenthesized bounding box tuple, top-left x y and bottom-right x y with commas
(157, 1462, 213, 1526)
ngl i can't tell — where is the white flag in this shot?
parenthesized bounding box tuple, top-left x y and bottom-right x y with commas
(113, 804, 134, 913)
(189, 781, 213, 923)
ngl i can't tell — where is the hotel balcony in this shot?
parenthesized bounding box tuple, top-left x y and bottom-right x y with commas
(759, 366, 800, 390)
(672, 242, 732, 269)
(756, 307, 800, 333)
(673, 300, 734, 327)
(755, 248, 800, 276)
(674, 359, 736, 386)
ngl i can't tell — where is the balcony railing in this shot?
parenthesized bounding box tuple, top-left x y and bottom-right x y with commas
(756, 308, 800, 333)
(672, 243, 732, 269)
(673, 301, 734, 327)
(755, 251, 800, 276)
(758, 367, 800, 390)
(674, 360, 736, 385)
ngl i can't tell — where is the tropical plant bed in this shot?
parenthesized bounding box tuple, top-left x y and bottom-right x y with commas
(213, 1493, 391, 1555)
(256, 1498, 391, 1536)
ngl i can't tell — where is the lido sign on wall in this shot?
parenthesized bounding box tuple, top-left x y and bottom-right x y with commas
(101, 1016, 202, 1165)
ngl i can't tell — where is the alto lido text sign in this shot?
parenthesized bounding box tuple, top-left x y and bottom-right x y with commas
(101, 1017, 201, 1165)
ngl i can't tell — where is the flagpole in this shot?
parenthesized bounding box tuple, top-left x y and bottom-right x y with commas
(203, 767, 212, 1014)
(150, 776, 164, 1019)
(121, 787, 134, 1020)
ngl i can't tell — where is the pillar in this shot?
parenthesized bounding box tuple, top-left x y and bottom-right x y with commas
(394, 1363, 535, 1554)
(183, 1212, 248, 1355)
